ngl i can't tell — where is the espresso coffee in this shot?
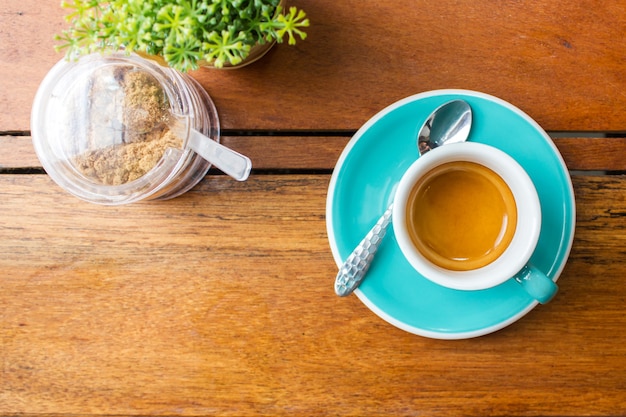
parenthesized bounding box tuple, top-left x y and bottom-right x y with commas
(406, 161, 517, 271)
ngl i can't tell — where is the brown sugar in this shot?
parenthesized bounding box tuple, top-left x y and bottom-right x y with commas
(73, 66, 183, 185)
(73, 129, 182, 185)
(122, 69, 170, 141)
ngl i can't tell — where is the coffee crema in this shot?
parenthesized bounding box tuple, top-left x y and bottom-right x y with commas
(406, 161, 517, 271)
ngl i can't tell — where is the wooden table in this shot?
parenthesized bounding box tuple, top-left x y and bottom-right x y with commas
(2, 1, 625, 415)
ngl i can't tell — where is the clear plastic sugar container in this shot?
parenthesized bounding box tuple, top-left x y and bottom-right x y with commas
(31, 52, 220, 205)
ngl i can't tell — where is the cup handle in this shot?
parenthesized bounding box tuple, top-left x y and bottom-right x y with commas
(514, 265, 558, 304)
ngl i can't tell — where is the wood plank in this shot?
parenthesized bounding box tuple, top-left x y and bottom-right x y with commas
(1, 174, 625, 416)
(225, 135, 348, 170)
(553, 137, 626, 172)
(5, 134, 626, 172)
(3, 1, 626, 132)
(0, 136, 40, 169)
(0, 1, 66, 132)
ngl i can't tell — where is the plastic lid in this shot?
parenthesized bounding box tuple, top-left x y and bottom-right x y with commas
(31, 53, 192, 204)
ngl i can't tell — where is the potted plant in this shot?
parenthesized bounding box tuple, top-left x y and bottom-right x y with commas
(56, 0, 309, 72)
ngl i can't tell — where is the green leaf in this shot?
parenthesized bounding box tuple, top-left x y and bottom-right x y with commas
(56, 0, 308, 72)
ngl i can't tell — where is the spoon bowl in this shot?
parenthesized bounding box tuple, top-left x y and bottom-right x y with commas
(418, 100, 473, 153)
(334, 100, 472, 297)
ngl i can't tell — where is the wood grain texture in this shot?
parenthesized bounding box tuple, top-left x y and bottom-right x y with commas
(0, 1, 66, 131)
(3, 0, 626, 131)
(1, 175, 625, 416)
(4, 134, 626, 172)
(3, 1, 626, 416)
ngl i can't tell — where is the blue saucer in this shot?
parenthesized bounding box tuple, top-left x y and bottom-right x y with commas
(326, 90, 576, 339)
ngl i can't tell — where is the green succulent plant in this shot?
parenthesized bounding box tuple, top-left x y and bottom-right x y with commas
(56, 0, 309, 72)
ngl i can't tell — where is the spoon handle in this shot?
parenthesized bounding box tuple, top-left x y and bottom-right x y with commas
(170, 114, 252, 181)
(334, 204, 394, 297)
(187, 128, 252, 181)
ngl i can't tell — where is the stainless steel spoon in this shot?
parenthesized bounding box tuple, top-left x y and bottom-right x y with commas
(334, 99, 473, 297)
